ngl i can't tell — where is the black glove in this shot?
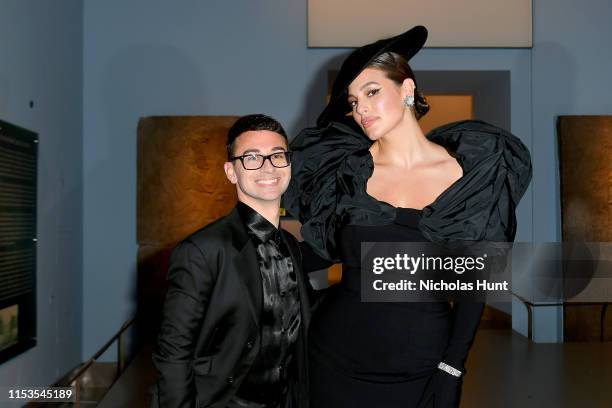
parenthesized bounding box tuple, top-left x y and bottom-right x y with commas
(416, 369, 463, 408)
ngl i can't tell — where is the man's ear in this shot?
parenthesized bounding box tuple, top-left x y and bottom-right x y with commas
(224, 161, 237, 184)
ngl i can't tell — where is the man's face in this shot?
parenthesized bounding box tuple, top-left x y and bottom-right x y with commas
(224, 130, 291, 207)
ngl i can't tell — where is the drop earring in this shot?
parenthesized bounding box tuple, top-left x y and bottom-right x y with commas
(404, 95, 415, 107)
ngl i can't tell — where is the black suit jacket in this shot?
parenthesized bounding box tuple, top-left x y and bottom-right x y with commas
(151, 206, 311, 408)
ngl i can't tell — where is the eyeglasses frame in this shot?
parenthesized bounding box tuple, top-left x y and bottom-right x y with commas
(229, 151, 293, 170)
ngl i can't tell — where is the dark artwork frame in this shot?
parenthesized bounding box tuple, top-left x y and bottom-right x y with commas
(0, 119, 38, 364)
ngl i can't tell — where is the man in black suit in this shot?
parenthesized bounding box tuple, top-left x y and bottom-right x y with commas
(151, 114, 311, 408)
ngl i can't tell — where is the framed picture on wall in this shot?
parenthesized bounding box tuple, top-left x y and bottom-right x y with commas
(308, 0, 532, 47)
(0, 305, 19, 352)
(0, 119, 38, 364)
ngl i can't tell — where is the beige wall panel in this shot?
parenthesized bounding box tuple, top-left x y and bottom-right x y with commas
(558, 116, 612, 243)
(137, 116, 239, 338)
(137, 116, 239, 247)
(558, 115, 612, 341)
(309, 0, 532, 47)
(418, 94, 474, 134)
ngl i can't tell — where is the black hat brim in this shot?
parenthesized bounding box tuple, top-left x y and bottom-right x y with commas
(317, 25, 428, 127)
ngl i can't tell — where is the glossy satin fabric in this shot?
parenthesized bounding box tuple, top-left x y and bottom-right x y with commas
(284, 118, 533, 262)
(236, 202, 301, 404)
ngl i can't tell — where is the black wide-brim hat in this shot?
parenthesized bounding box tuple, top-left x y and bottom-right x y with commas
(317, 25, 428, 127)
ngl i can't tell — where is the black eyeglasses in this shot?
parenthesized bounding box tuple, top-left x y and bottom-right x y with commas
(229, 151, 292, 170)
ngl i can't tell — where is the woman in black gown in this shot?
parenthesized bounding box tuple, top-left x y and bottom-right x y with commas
(284, 26, 532, 407)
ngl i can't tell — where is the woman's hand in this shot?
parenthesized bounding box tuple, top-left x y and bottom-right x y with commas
(416, 369, 462, 408)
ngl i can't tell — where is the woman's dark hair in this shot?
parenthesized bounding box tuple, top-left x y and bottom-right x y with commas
(226, 114, 288, 159)
(368, 52, 430, 120)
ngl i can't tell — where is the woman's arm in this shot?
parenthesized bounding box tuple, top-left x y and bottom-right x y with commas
(298, 240, 336, 272)
(442, 301, 485, 372)
(417, 301, 484, 408)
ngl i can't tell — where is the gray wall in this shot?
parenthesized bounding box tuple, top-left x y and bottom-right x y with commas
(532, 0, 612, 244)
(528, 0, 612, 342)
(0, 0, 83, 398)
(82, 0, 312, 359)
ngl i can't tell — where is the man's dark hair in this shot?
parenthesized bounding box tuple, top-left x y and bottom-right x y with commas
(226, 114, 288, 159)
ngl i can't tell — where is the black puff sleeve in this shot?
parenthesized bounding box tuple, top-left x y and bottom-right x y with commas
(421, 120, 532, 243)
(283, 119, 371, 262)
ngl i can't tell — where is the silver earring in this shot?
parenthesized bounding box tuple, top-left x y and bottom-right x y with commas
(404, 95, 415, 107)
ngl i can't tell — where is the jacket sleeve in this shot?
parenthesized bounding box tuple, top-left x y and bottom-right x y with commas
(152, 240, 216, 408)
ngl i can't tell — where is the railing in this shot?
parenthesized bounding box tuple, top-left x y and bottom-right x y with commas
(67, 316, 136, 406)
(512, 293, 610, 342)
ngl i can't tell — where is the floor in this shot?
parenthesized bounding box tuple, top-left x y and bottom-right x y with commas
(95, 329, 612, 407)
(462, 330, 612, 407)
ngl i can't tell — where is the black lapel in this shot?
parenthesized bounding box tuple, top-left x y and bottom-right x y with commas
(227, 207, 263, 328)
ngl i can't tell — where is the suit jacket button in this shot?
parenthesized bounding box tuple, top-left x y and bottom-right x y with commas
(227, 376, 234, 384)
(247, 341, 254, 349)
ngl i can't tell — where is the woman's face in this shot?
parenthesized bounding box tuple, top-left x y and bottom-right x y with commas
(347, 67, 410, 140)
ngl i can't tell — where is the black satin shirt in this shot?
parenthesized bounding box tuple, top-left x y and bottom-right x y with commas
(235, 202, 301, 405)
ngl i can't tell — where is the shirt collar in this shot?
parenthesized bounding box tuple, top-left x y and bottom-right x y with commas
(236, 201, 280, 243)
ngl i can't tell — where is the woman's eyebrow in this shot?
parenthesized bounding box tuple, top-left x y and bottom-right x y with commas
(348, 81, 380, 97)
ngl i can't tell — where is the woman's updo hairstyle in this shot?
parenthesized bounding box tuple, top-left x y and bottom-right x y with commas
(368, 52, 430, 120)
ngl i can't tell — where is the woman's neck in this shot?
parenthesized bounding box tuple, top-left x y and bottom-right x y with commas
(370, 115, 431, 168)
